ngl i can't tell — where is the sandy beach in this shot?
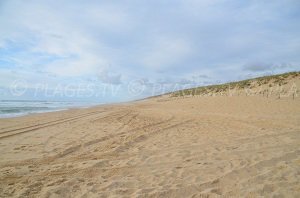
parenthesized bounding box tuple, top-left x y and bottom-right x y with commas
(0, 92, 300, 197)
(1, 0, 300, 197)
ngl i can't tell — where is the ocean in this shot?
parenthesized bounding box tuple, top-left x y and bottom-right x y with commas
(0, 100, 100, 118)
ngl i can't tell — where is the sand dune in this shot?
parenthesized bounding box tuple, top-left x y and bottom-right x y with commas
(0, 75, 300, 197)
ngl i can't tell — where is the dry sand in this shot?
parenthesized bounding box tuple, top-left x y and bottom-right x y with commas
(0, 95, 300, 197)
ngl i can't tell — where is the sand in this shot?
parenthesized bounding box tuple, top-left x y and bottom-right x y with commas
(0, 95, 300, 197)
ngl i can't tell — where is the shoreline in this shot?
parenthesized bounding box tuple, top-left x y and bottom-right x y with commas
(0, 101, 105, 119)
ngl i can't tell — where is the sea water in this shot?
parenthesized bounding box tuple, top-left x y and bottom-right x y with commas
(0, 100, 100, 118)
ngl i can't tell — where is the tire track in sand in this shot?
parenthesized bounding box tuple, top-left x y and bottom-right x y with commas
(0, 111, 105, 140)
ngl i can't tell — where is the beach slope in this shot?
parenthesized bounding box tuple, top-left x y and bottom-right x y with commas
(0, 73, 300, 197)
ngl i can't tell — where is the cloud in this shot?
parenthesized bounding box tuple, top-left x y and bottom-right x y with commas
(0, 0, 130, 78)
(243, 62, 297, 72)
(141, 37, 192, 71)
(0, 0, 300, 101)
(97, 71, 122, 85)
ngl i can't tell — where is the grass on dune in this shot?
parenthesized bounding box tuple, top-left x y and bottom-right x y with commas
(171, 71, 299, 97)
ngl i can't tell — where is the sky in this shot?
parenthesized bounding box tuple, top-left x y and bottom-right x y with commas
(0, 0, 299, 102)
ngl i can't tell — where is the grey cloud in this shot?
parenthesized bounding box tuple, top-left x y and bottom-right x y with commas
(243, 62, 296, 72)
(243, 63, 274, 72)
(196, 74, 210, 79)
(98, 71, 122, 85)
(178, 78, 195, 85)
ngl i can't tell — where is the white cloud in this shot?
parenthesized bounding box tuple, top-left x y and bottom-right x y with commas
(45, 54, 107, 77)
(0, 0, 133, 78)
(141, 37, 192, 71)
